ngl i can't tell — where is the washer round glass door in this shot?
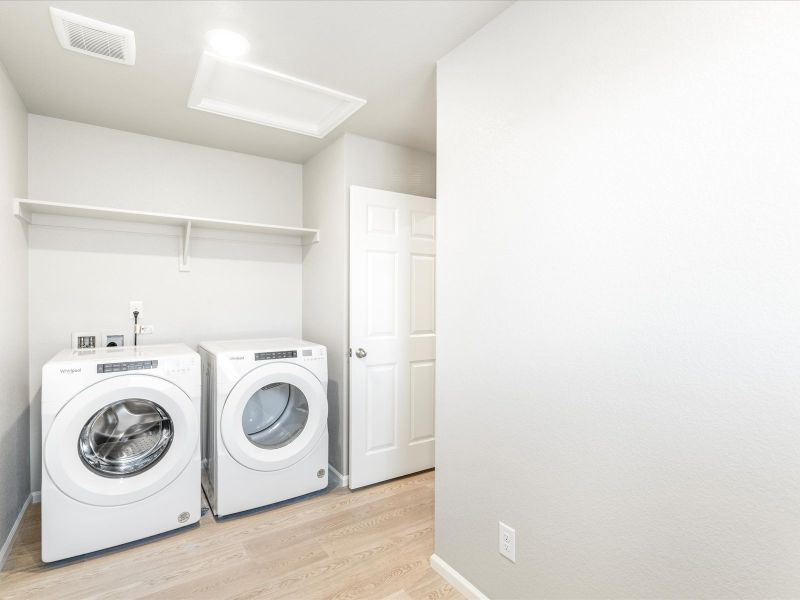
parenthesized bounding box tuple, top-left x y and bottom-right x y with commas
(44, 375, 198, 507)
(221, 362, 327, 472)
(79, 398, 174, 477)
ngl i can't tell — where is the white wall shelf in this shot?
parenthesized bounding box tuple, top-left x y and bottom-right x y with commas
(14, 198, 320, 272)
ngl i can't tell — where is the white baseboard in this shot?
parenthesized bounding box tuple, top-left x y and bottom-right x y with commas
(430, 553, 489, 600)
(32, 491, 41, 504)
(0, 494, 32, 572)
(328, 464, 349, 487)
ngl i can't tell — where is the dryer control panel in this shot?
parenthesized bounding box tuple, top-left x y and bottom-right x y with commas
(97, 360, 159, 373)
(255, 350, 297, 361)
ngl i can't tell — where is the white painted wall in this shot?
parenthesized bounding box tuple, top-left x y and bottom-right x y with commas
(0, 62, 29, 558)
(28, 115, 301, 224)
(302, 136, 349, 475)
(344, 134, 436, 201)
(436, 1, 800, 597)
(303, 133, 435, 475)
(28, 116, 303, 491)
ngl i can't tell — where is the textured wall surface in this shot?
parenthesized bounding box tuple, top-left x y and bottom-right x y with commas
(302, 136, 349, 474)
(436, 2, 800, 597)
(0, 61, 29, 556)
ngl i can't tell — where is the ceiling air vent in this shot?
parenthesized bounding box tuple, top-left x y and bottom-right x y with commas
(49, 7, 135, 65)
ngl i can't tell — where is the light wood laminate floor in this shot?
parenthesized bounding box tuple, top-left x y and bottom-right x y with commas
(0, 470, 461, 600)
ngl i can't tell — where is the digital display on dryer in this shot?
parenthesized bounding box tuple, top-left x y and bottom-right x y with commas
(97, 360, 158, 373)
(255, 351, 297, 361)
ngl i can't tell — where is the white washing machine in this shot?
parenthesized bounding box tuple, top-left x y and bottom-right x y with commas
(198, 338, 328, 517)
(41, 344, 201, 562)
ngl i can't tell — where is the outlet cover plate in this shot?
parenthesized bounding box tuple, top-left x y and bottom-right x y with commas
(499, 521, 516, 563)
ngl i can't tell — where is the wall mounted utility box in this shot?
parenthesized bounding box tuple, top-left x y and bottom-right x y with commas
(71, 332, 99, 350)
(103, 334, 124, 347)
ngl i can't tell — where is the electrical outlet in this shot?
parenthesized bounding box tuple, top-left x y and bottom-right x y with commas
(139, 325, 155, 335)
(499, 521, 516, 562)
(130, 300, 143, 318)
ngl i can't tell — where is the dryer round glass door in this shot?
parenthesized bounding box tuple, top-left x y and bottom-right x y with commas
(242, 383, 308, 449)
(221, 362, 327, 472)
(79, 399, 174, 477)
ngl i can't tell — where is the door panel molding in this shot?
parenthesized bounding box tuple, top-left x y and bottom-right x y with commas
(349, 185, 436, 489)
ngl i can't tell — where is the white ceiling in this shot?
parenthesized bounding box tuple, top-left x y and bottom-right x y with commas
(0, 0, 511, 163)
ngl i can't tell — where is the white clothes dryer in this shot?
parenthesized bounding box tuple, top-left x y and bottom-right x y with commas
(199, 338, 328, 517)
(41, 344, 200, 562)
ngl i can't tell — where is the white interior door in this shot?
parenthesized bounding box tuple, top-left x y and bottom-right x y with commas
(349, 185, 436, 489)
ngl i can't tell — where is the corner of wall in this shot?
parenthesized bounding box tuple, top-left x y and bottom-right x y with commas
(0, 58, 31, 563)
(301, 132, 437, 479)
(302, 137, 350, 475)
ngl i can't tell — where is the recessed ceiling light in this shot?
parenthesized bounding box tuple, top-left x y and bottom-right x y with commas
(205, 29, 250, 58)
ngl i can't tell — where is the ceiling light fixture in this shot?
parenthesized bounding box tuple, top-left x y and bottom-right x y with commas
(205, 29, 250, 58)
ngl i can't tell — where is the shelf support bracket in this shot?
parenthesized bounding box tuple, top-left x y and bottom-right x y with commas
(12, 198, 32, 224)
(179, 220, 192, 272)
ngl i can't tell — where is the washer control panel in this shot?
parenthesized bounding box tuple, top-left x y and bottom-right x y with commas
(97, 360, 158, 373)
(255, 350, 297, 361)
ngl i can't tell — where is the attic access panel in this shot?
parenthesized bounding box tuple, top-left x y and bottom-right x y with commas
(188, 52, 366, 138)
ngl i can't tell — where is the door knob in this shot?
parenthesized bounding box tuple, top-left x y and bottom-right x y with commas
(355, 348, 367, 359)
